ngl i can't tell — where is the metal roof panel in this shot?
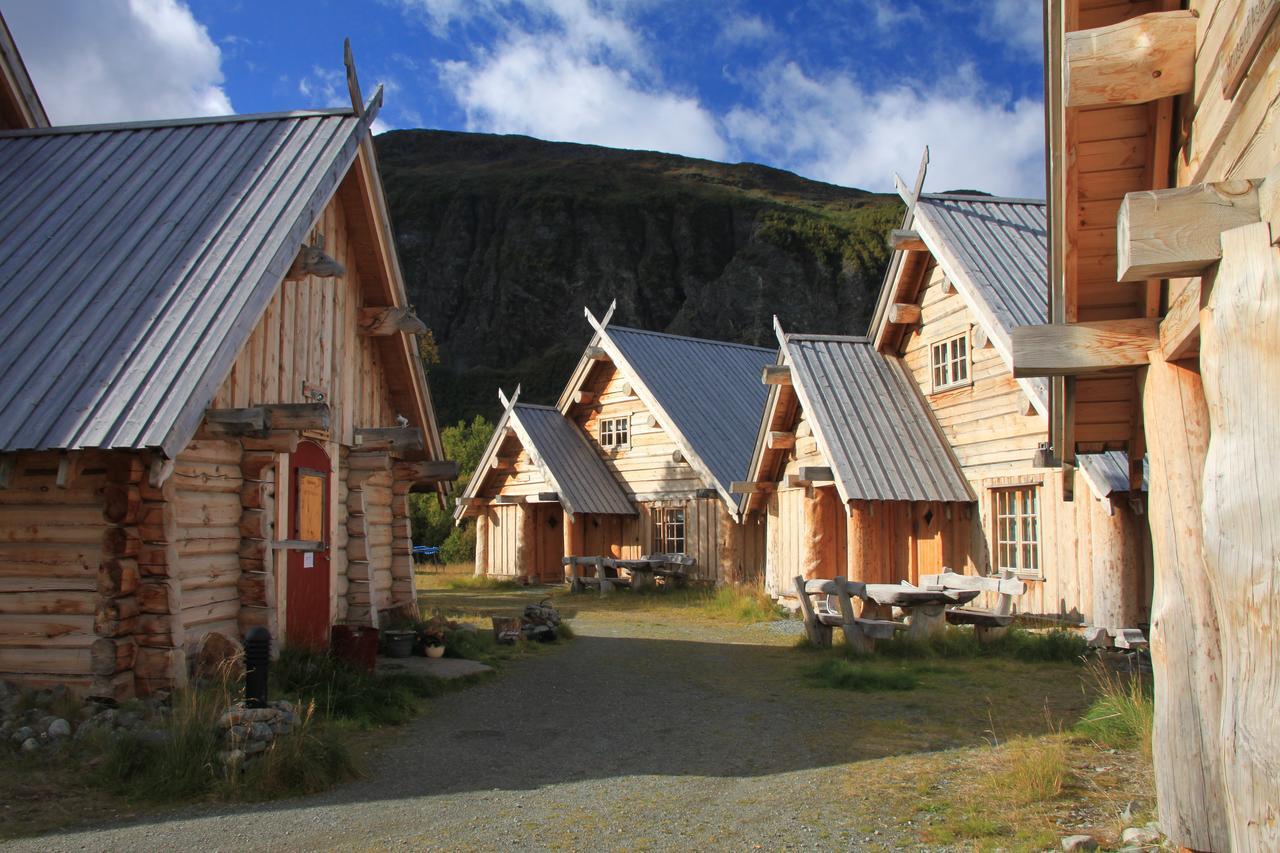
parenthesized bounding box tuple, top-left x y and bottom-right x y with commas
(512, 404, 635, 516)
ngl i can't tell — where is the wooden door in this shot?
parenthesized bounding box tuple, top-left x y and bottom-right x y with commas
(912, 501, 944, 585)
(286, 441, 331, 649)
(533, 504, 564, 582)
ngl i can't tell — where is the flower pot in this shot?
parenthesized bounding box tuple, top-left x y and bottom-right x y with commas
(425, 645, 445, 659)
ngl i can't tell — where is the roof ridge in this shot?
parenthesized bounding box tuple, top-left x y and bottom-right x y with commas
(920, 192, 1046, 206)
(0, 107, 356, 139)
(513, 402, 561, 412)
(606, 324, 776, 353)
(786, 332, 873, 344)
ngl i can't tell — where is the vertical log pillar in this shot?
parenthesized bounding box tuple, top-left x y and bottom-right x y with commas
(847, 500, 886, 617)
(801, 489, 829, 580)
(1144, 350, 1227, 851)
(514, 505, 535, 583)
(1089, 496, 1143, 631)
(1198, 222, 1279, 851)
(716, 506, 740, 585)
(562, 512, 582, 582)
(237, 452, 277, 641)
(474, 511, 490, 576)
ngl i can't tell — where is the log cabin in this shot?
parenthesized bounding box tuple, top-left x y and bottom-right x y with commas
(457, 306, 773, 584)
(1011, 2, 1280, 848)
(738, 322, 973, 607)
(869, 187, 1153, 636)
(0, 31, 455, 700)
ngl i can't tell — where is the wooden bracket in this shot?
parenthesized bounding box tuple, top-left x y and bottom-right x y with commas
(1065, 11, 1197, 107)
(1011, 319, 1159, 377)
(730, 481, 774, 494)
(765, 431, 795, 450)
(887, 302, 922, 324)
(762, 365, 792, 386)
(889, 229, 928, 252)
(798, 466, 834, 483)
(392, 459, 459, 482)
(284, 236, 345, 281)
(357, 306, 427, 336)
(354, 427, 424, 455)
(584, 346, 610, 362)
(1118, 179, 1262, 280)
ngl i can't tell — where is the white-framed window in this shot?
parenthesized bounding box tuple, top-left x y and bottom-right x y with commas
(598, 415, 630, 449)
(993, 486, 1040, 578)
(654, 507, 686, 554)
(930, 332, 970, 392)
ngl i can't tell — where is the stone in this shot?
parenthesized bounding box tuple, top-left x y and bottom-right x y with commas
(194, 632, 243, 683)
(244, 738, 268, 756)
(1121, 826, 1161, 847)
(1061, 836, 1098, 852)
(249, 722, 273, 741)
(19, 737, 38, 753)
(219, 748, 245, 766)
(46, 718, 71, 738)
(117, 711, 140, 728)
(11, 726, 32, 743)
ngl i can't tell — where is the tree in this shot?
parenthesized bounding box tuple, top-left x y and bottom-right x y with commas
(408, 414, 494, 563)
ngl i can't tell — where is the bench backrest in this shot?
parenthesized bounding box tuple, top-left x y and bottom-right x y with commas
(793, 575, 864, 626)
(644, 553, 696, 567)
(920, 569, 1026, 615)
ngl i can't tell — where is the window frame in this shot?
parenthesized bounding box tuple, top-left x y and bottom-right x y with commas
(653, 507, 686, 555)
(598, 415, 630, 450)
(991, 485, 1041, 579)
(930, 331, 971, 393)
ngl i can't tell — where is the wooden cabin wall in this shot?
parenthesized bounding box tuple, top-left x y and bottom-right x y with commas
(482, 504, 523, 576)
(765, 487, 805, 598)
(0, 452, 109, 694)
(173, 441, 242, 652)
(210, 191, 398, 444)
(477, 440, 550, 499)
(569, 361, 706, 497)
(636, 497, 727, 583)
(738, 512, 766, 587)
(346, 468, 393, 623)
(332, 458, 349, 623)
(900, 265, 1044, 479)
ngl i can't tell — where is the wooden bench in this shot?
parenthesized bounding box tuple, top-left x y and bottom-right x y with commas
(631, 553, 694, 590)
(919, 570, 1026, 642)
(793, 575, 905, 654)
(562, 556, 632, 595)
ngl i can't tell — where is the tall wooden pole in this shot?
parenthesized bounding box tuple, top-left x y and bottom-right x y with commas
(801, 489, 829, 580)
(847, 499, 885, 617)
(473, 512, 489, 576)
(562, 511, 582, 583)
(1089, 497, 1143, 630)
(1144, 350, 1227, 851)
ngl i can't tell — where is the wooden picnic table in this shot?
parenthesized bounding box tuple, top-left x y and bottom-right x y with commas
(862, 583, 981, 639)
(613, 554, 693, 590)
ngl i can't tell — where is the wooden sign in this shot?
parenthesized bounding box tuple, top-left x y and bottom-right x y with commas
(1223, 0, 1280, 99)
(297, 472, 325, 541)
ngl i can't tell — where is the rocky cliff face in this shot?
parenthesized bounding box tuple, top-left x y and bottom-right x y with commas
(375, 130, 903, 425)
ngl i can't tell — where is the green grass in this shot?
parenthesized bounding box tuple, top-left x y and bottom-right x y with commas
(444, 576, 522, 591)
(563, 585, 788, 624)
(868, 627, 1088, 663)
(271, 647, 446, 728)
(1074, 661, 1154, 758)
(807, 658, 920, 692)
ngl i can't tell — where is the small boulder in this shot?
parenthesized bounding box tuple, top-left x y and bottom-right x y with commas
(1121, 826, 1161, 848)
(1061, 836, 1098, 852)
(249, 722, 273, 741)
(10, 726, 33, 743)
(19, 737, 38, 753)
(46, 718, 71, 738)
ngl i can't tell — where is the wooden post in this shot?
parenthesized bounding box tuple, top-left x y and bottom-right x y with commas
(801, 489, 829, 581)
(562, 512, 582, 583)
(515, 505, 535, 583)
(1088, 496, 1143, 631)
(1143, 350, 1228, 852)
(474, 512, 489, 576)
(1198, 223, 1279, 851)
(717, 506, 740, 585)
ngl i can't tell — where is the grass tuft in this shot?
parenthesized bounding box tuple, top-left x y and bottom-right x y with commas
(233, 704, 359, 799)
(444, 576, 522, 591)
(870, 627, 1087, 663)
(1074, 660, 1153, 758)
(272, 647, 443, 728)
(991, 735, 1072, 805)
(808, 658, 919, 692)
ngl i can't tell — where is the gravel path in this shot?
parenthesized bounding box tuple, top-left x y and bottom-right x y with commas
(6, 614, 953, 851)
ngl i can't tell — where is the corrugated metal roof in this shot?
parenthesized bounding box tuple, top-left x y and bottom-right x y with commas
(512, 404, 635, 516)
(783, 331, 972, 503)
(603, 326, 775, 501)
(1077, 451, 1148, 498)
(912, 194, 1049, 407)
(0, 109, 370, 456)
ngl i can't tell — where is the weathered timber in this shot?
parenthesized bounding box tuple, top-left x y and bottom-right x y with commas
(584, 346, 609, 362)
(797, 466, 833, 483)
(240, 431, 299, 453)
(1159, 280, 1204, 361)
(97, 558, 140, 598)
(573, 391, 596, 406)
(354, 427, 424, 454)
(356, 306, 427, 336)
(765, 431, 795, 450)
(1117, 180, 1262, 281)
(263, 403, 330, 431)
(729, 481, 773, 494)
(1010, 319, 1159, 377)
(889, 229, 928, 252)
(90, 638, 135, 676)
(284, 239, 344, 281)
(101, 484, 142, 525)
(201, 408, 268, 438)
(887, 302, 921, 324)
(762, 365, 791, 385)
(391, 460, 458, 483)
(1064, 11, 1197, 107)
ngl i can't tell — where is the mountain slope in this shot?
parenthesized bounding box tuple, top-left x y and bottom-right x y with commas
(375, 130, 903, 425)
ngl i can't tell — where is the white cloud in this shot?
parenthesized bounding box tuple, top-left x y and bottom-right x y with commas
(863, 0, 923, 30)
(978, 0, 1044, 56)
(442, 38, 727, 159)
(724, 62, 1044, 197)
(4, 0, 232, 124)
(719, 13, 773, 45)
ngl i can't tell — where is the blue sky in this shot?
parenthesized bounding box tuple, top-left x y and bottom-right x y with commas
(4, 0, 1046, 196)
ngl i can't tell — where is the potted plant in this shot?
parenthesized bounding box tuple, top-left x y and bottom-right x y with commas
(417, 620, 447, 658)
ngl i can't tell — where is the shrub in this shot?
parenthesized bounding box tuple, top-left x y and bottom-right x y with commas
(272, 647, 441, 727)
(1074, 661, 1153, 758)
(808, 658, 919, 691)
(234, 705, 358, 799)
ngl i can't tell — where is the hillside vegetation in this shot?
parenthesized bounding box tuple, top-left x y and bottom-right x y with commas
(376, 130, 903, 425)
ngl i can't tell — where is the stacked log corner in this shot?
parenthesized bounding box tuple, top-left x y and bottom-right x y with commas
(130, 457, 186, 695)
(346, 450, 394, 626)
(93, 456, 144, 701)
(238, 450, 277, 639)
(389, 463, 421, 618)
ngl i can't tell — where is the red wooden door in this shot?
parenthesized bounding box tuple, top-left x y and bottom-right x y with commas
(286, 441, 331, 650)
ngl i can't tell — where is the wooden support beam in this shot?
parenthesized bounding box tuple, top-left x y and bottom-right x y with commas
(457, 497, 486, 508)
(584, 345, 610, 362)
(493, 495, 525, 505)
(263, 403, 330, 431)
(353, 427, 424, 454)
(1261, 165, 1280, 245)
(1011, 319, 1159, 378)
(762, 365, 791, 386)
(357, 306, 427, 336)
(284, 240, 345, 281)
(798, 466, 834, 483)
(671, 449, 685, 464)
(972, 326, 991, 350)
(202, 408, 268, 437)
(766, 431, 796, 450)
(490, 457, 515, 471)
(1118, 180, 1262, 281)
(240, 431, 299, 453)
(573, 391, 596, 406)
(1064, 11, 1197, 108)
(730, 481, 774, 494)
(887, 303, 921, 325)
(889, 229, 928, 252)
(392, 460, 459, 482)
(1160, 280, 1205, 362)
(531, 492, 560, 503)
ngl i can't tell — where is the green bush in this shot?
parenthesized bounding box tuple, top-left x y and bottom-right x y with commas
(808, 658, 919, 691)
(272, 647, 442, 727)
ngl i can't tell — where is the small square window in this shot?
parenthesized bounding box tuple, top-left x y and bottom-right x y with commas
(930, 332, 970, 392)
(599, 416, 630, 449)
(654, 507, 686, 554)
(992, 486, 1040, 578)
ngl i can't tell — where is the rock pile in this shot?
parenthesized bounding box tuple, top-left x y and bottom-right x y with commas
(217, 700, 302, 769)
(0, 680, 168, 754)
